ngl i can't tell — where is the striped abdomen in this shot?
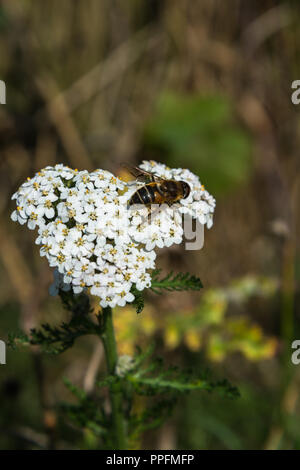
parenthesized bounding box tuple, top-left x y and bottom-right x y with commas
(129, 182, 164, 206)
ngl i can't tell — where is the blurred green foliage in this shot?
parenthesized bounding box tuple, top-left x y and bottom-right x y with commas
(114, 275, 278, 363)
(177, 383, 275, 450)
(143, 92, 252, 194)
(0, 304, 43, 450)
(6, 289, 240, 450)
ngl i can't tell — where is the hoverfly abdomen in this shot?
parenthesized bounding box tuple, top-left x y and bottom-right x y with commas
(129, 191, 144, 205)
(129, 184, 156, 206)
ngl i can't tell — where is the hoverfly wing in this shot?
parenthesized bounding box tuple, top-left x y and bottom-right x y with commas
(121, 163, 148, 181)
(121, 163, 165, 183)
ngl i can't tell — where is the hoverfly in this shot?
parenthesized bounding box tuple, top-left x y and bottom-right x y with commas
(122, 164, 191, 208)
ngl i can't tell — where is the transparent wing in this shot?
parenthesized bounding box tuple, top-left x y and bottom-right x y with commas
(121, 163, 166, 183)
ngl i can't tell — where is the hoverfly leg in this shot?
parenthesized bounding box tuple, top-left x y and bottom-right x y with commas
(139, 209, 151, 225)
(146, 205, 160, 224)
(138, 206, 156, 225)
(147, 209, 152, 224)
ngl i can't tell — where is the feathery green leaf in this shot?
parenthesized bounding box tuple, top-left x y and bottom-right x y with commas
(151, 270, 203, 294)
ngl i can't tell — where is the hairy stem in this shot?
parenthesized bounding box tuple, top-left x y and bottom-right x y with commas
(101, 306, 127, 449)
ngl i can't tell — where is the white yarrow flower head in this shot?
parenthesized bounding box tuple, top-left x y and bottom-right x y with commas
(124, 160, 216, 249)
(11, 164, 157, 309)
(11, 161, 215, 308)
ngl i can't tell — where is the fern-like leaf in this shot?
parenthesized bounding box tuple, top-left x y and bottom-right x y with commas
(61, 379, 107, 438)
(126, 351, 239, 399)
(151, 270, 203, 294)
(8, 317, 101, 354)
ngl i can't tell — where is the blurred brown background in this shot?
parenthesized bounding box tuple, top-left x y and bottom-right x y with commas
(0, 0, 299, 450)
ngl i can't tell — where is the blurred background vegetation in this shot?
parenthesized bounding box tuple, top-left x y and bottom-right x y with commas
(0, 0, 299, 450)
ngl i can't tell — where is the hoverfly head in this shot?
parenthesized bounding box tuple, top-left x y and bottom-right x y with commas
(181, 181, 191, 199)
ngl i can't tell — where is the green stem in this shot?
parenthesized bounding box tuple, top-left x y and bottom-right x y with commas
(101, 306, 127, 449)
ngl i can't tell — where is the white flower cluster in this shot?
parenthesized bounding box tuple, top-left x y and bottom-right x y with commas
(123, 160, 216, 251)
(11, 164, 155, 308)
(11, 161, 215, 308)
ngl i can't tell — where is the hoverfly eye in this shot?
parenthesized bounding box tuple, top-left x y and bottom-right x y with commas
(182, 182, 190, 199)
